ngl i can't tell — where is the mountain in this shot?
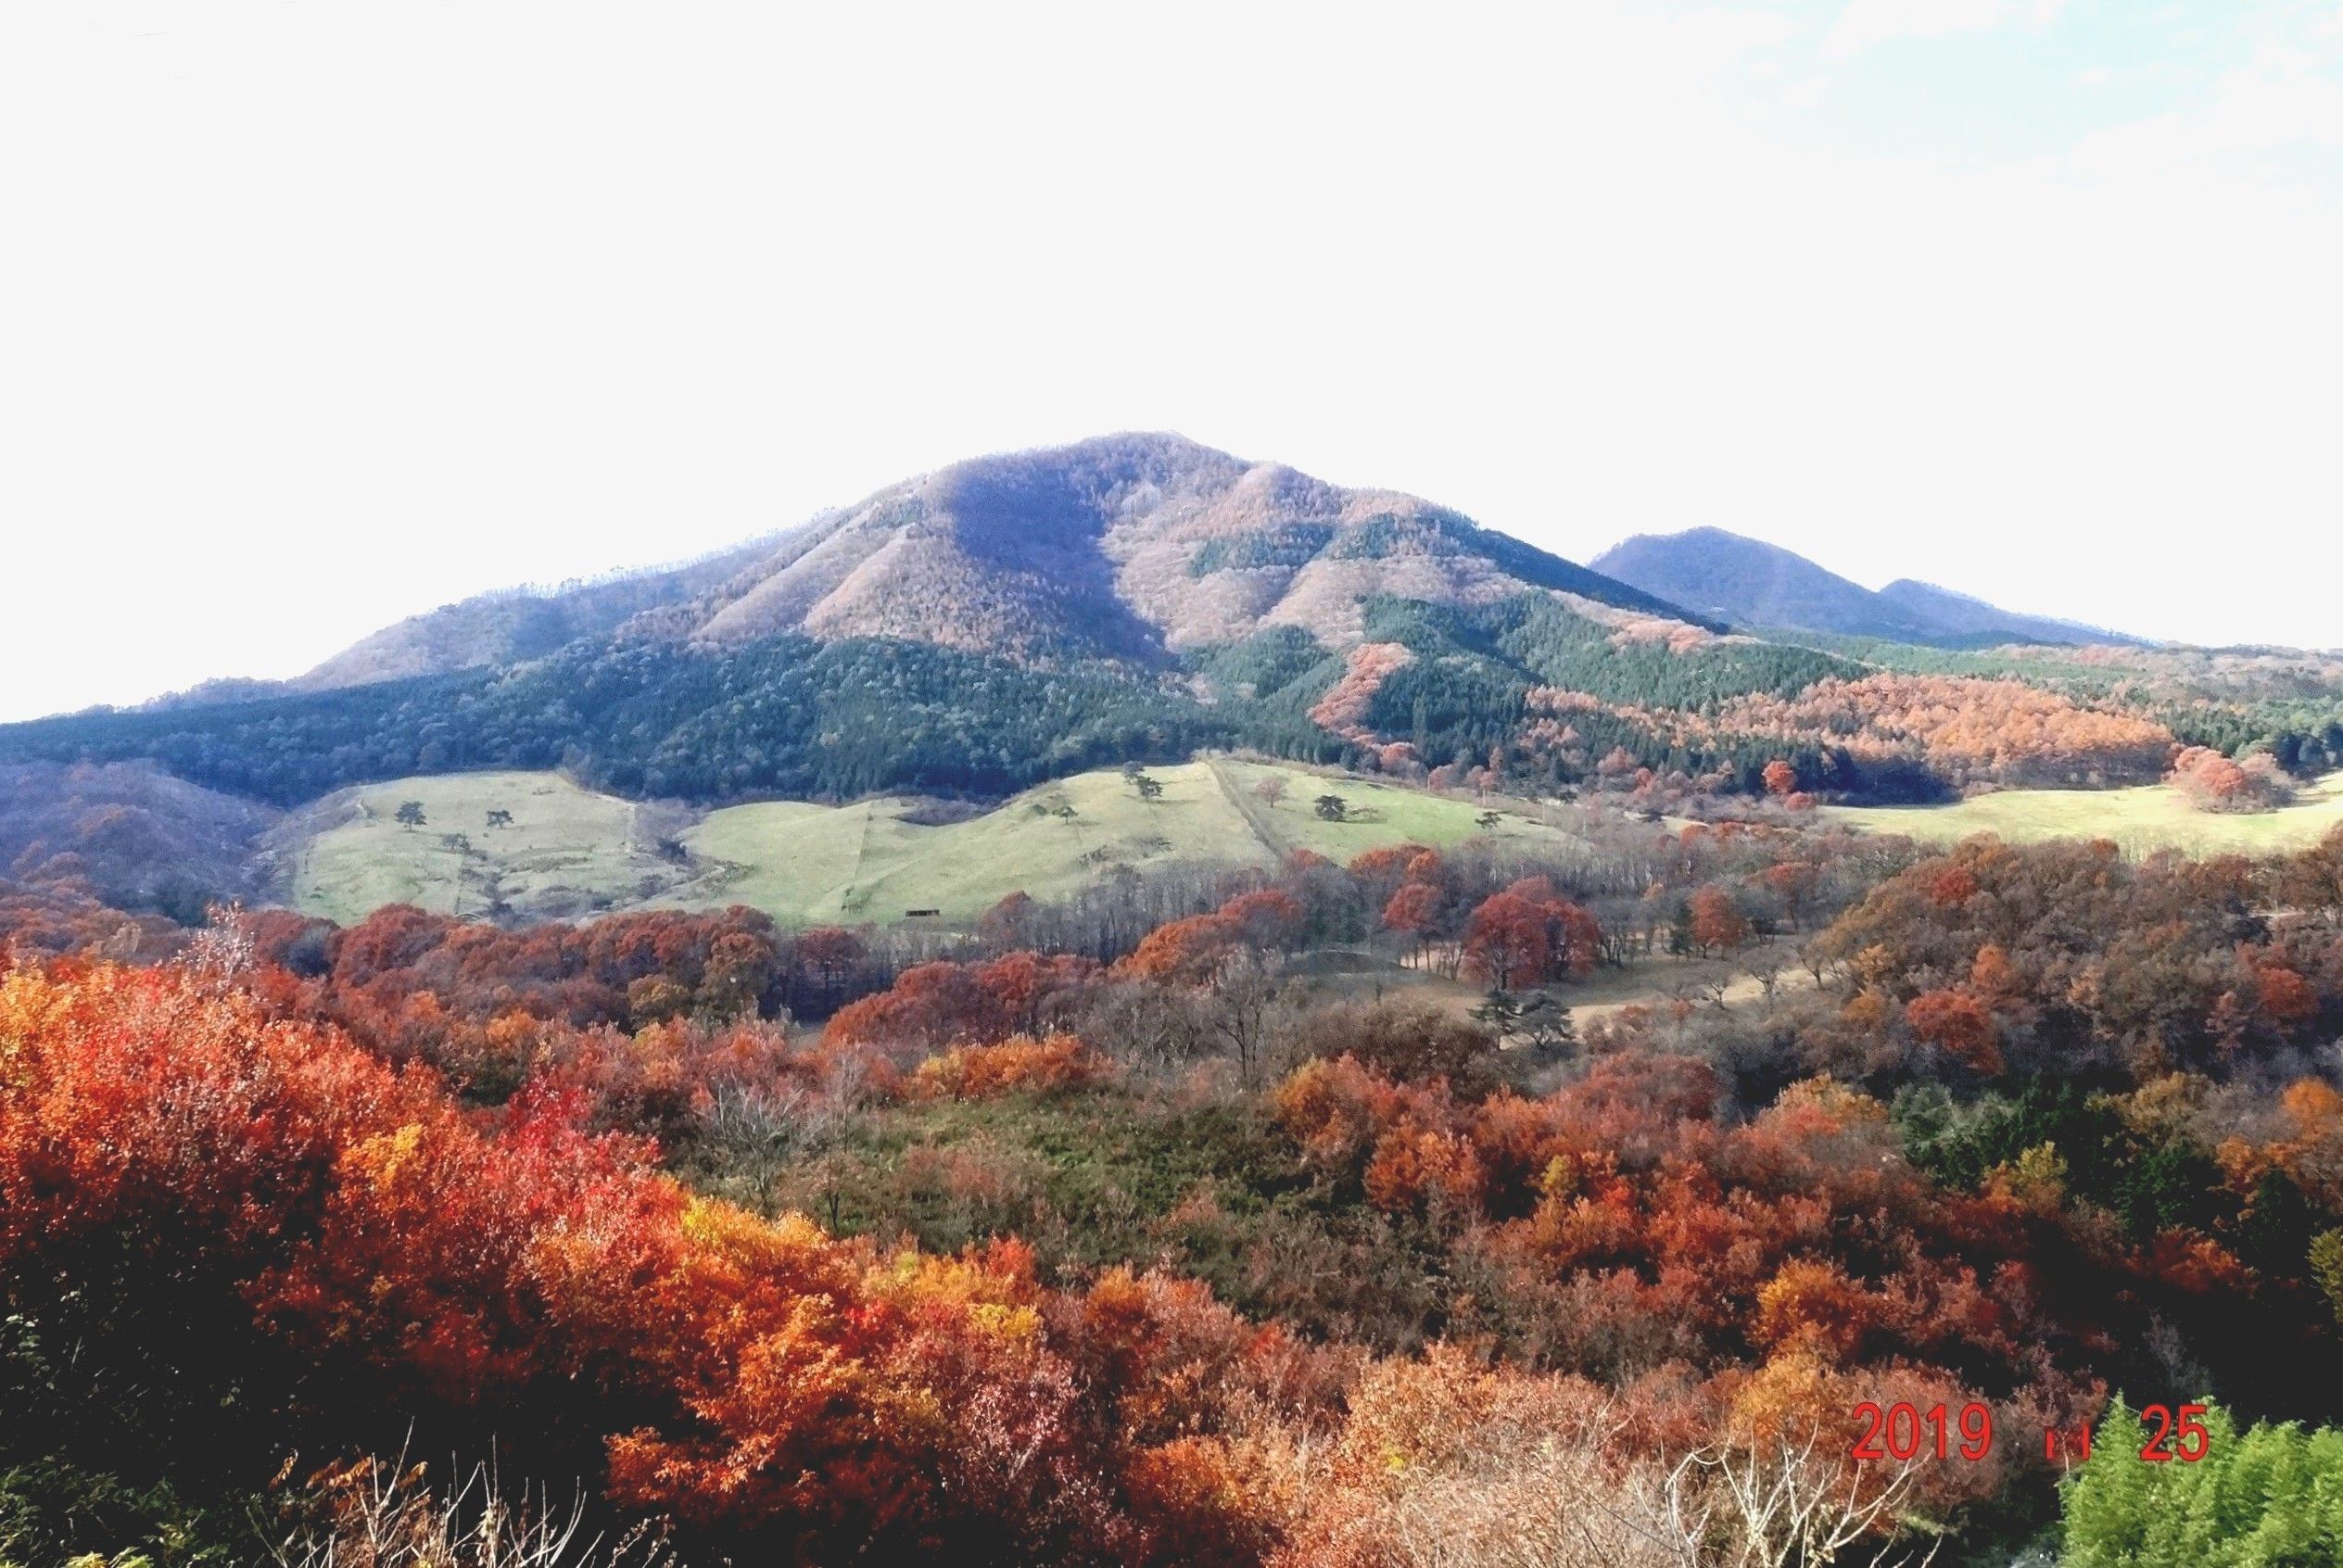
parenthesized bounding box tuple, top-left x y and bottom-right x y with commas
(11, 436, 2258, 872)
(293, 434, 1703, 688)
(1589, 528, 1927, 642)
(2, 433, 1771, 818)
(289, 535, 788, 692)
(1871, 579, 2136, 648)
(1589, 526, 2135, 648)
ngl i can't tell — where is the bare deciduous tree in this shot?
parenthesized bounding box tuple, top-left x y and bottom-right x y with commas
(272, 1452, 674, 1568)
(1741, 944, 1790, 1010)
(1663, 1429, 1940, 1568)
(1206, 949, 1284, 1085)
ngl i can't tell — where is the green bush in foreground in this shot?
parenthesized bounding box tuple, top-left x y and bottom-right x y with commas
(2060, 1397, 2343, 1565)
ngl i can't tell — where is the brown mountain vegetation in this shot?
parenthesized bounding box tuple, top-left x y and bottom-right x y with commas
(0, 760, 277, 920)
(291, 434, 1697, 682)
(1698, 674, 2177, 789)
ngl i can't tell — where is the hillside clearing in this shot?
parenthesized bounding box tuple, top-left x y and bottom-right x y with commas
(284, 771, 703, 925)
(679, 758, 1586, 924)
(1286, 938, 1813, 1032)
(1823, 770, 2343, 855)
(282, 759, 1587, 928)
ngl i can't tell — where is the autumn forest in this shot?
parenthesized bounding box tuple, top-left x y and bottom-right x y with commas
(8, 437, 2343, 1566)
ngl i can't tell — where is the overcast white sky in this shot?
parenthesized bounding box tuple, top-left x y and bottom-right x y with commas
(5, 2, 2341, 722)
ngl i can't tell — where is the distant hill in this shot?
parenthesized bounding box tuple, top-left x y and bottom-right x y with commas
(1590, 528, 1926, 642)
(0, 761, 278, 921)
(1871, 578, 2134, 648)
(293, 434, 1703, 687)
(1589, 527, 2136, 648)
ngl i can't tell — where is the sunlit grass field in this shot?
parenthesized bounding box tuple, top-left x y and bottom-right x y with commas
(287, 758, 1583, 927)
(1824, 770, 2343, 856)
(680, 757, 1581, 923)
(288, 770, 690, 924)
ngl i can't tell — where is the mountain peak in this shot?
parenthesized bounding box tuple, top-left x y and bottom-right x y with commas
(295, 436, 1699, 691)
(1592, 529, 2135, 649)
(1590, 527, 1910, 639)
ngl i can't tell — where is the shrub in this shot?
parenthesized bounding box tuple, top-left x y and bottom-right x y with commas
(2060, 1399, 2343, 1566)
(909, 1033, 1115, 1100)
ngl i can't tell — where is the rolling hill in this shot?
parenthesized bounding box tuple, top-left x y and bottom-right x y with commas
(678, 756, 1586, 924)
(279, 770, 702, 923)
(284, 758, 1588, 927)
(1590, 526, 2134, 648)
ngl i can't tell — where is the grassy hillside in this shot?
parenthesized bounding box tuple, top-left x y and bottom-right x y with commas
(285, 771, 703, 924)
(679, 757, 1580, 923)
(284, 759, 1581, 928)
(1824, 770, 2343, 855)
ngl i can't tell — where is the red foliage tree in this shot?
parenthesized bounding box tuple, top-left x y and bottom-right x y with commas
(1906, 989, 2004, 1076)
(1381, 881, 1445, 968)
(1461, 884, 1602, 989)
(824, 953, 1098, 1058)
(1687, 887, 1751, 955)
(1462, 891, 1550, 989)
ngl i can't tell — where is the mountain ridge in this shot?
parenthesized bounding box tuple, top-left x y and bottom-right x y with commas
(285, 433, 1706, 692)
(1590, 525, 2140, 648)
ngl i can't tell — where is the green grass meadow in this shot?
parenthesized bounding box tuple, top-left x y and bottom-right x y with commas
(286, 770, 695, 924)
(678, 758, 1580, 923)
(286, 757, 1581, 928)
(1825, 770, 2343, 856)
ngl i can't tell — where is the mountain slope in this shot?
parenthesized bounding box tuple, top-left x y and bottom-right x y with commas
(295, 535, 785, 692)
(0, 761, 279, 920)
(1873, 578, 2137, 648)
(1591, 526, 2134, 648)
(1590, 527, 1930, 641)
(298, 434, 1705, 684)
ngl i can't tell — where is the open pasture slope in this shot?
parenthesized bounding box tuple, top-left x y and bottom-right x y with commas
(680, 758, 1583, 922)
(1825, 770, 2343, 855)
(286, 758, 1585, 927)
(286, 770, 699, 924)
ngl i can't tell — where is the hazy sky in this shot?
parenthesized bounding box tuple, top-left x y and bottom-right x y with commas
(5, 2, 2341, 722)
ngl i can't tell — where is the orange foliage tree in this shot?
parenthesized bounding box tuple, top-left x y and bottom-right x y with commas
(824, 952, 1097, 1058)
(1905, 988, 2005, 1076)
(1687, 886, 1751, 955)
(910, 1032, 1114, 1100)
